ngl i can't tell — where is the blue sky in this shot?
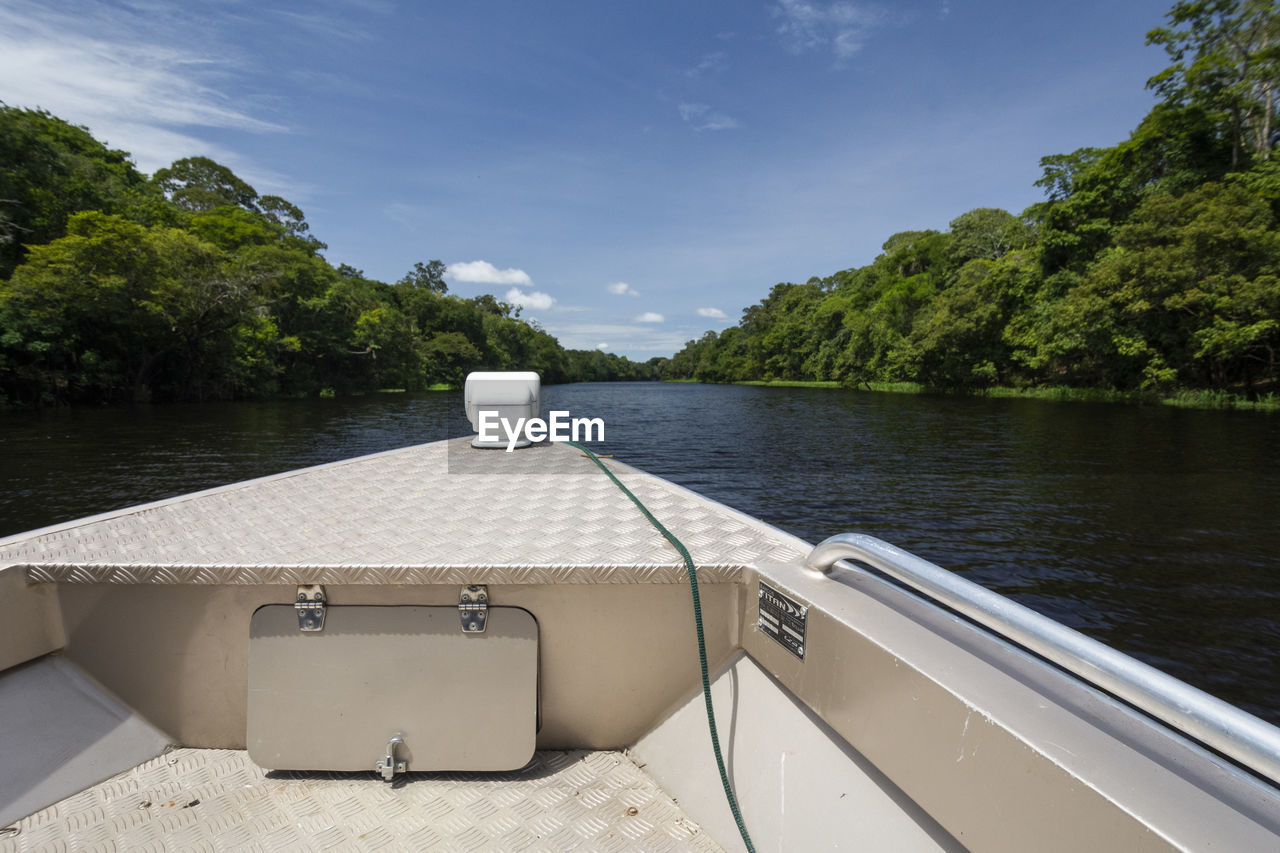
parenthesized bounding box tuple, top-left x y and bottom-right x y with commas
(2, 0, 1172, 359)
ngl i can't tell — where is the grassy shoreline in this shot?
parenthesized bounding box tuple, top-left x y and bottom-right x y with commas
(668, 379, 1279, 412)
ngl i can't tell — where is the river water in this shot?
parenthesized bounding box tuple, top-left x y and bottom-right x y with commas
(2, 382, 1278, 723)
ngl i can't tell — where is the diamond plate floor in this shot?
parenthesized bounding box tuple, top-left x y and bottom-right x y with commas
(0, 749, 725, 852)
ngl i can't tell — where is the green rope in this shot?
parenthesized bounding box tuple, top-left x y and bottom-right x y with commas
(567, 441, 755, 853)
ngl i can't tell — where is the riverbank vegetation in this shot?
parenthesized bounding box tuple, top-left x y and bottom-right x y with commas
(6, 1, 1280, 412)
(662, 1, 1280, 412)
(0, 115, 655, 406)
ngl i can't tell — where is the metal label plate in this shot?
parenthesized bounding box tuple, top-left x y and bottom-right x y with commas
(758, 580, 807, 659)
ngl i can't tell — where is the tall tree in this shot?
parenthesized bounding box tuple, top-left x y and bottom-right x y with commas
(1026, 182, 1280, 391)
(0, 212, 264, 403)
(948, 208, 1031, 263)
(398, 260, 448, 294)
(153, 156, 260, 212)
(1147, 0, 1280, 167)
(0, 106, 153, 278)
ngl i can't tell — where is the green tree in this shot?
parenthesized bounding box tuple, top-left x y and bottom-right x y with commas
(0, 105, 155, 278)
(258, 195, 322, 247)
(188, 205, 283, 251)
(353, 304, 419, 389)
(0, 105, 662, 406)
(666, 330, 719, 380)
(694, 326, 750, 382)
(948, 208, 1031, 263)
(398, 260, 448, 294)
(0, 212, 267, 403)
(739, 282, 826, 380)
(907, 257, 1023, 389)
(1029, 182, 1280, 391)
(1030, 104, 1232, 275)
(1147, 0, 1280, 167)
(421, 331, 483, 386)
(153, 156, 260, 212)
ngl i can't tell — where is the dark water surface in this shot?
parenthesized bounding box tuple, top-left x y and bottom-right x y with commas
(2, 383, 1278, 723)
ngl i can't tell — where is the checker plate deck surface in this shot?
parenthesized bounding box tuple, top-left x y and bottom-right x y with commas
(0, 438, 809, 585)
(0, 749, 724, 852)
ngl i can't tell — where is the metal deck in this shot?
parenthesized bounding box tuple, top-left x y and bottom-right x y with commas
(6, 438, 1280, 851)
(0, 438, 801, 847)
(0, 750, 723, 852)
(0, 438, 808, 584)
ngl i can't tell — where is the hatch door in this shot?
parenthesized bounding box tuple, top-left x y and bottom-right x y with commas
(247, 604, 538, 772)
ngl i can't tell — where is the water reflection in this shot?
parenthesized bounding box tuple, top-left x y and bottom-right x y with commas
(1, 383, 1277, 722)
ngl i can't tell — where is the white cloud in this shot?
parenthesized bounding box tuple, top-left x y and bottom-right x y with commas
(597, 343, 609, 350)
(272, 9, 376, 42)
(697, 307, 728, 319)
(635, 312, 665, 323)
(447, 260, 533, 286)
(687, 51, 728, 77)
(607, 281, 639, 296)
(0, 1, 286, 173)
(678, 103, 740, 132)
(383, 201, 424, 231)
(773, 0, 888, 61)
(506, 287, 555, 311)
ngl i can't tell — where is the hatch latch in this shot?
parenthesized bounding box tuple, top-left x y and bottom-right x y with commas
(295, 584, 327, 632)
(375, 734, 407, 781)
(459, 585, 488, 633)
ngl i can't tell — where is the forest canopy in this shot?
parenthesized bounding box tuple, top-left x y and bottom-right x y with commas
(662, 0, 1280, 402)
(5, 0, 1280, 407)
(0, 114, 656, 406)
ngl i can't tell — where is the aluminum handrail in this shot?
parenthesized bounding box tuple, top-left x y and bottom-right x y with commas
(806, 532, 1280, 786)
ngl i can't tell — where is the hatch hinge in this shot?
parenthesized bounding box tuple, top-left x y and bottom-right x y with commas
(459, 584, 488, 633)
(295, 584, 327, 632)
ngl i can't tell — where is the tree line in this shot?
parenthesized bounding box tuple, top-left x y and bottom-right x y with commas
(0, 111, 657, 406)
(662, 0, 1280, 402)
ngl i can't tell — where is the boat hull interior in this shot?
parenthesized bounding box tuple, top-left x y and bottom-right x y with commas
(2, 439, 1278, 851)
